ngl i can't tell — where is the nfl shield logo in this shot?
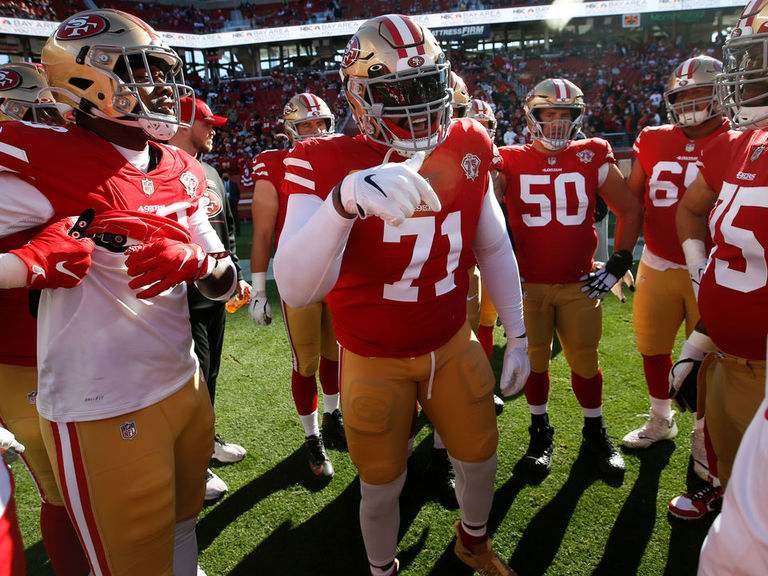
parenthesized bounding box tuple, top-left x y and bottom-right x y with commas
(686, 143, 695, 153)
(141, 179, 154, 196)
(27, 391, 37, 404)
(120, 421, 138, 440)
(462, 153, 481, 180)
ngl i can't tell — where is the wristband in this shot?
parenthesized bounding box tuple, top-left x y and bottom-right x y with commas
(251, 271, 266, 293)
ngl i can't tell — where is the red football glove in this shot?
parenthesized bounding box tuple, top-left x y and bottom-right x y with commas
(10, 217, 95, 289)
(125, 238, 211, 299)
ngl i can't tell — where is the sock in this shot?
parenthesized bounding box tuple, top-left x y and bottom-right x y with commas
(642, 353, 673, 400)
(291, 370, 318, 415)
(650, 396, 672, 419)
(458, 521, 488, 548)
(2, 476, 26, 576)
(476, 324, 494, 359)
(703, 422, 719, 480)
(40, 501, 90, 576)
(360, 473, 406, 568)
(318, 357, 339, 396)
(523, 371, 550, 406)
(453, 454, 496, 527)
(299, 410, 319, 438)
(173, 518, 198, 576)
(322, 393, 339, 415)
(433, 430, 446, 450)
(572, 371, 603, 413)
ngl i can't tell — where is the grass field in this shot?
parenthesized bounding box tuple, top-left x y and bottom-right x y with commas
(12, 225, 717, 575)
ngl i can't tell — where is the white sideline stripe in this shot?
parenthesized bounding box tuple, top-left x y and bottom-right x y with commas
(56, 423, 105, 576)
(284, 172, 316, 191)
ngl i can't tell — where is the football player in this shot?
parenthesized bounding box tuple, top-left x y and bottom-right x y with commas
(1, 425, 26, 576)
(169, 96, 250, 501)
(670, 0, 768, 519)
(249, 92, 345, 480)
(621, 56, 729, 482)
(273, 14, 529, 576)
(449, 71, 471, 119)
(0, 61, 91, 576)
(0, 10, 236, 575)
(499, 78, 642, 482)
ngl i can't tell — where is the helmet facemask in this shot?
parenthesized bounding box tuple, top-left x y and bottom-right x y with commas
(718, 35, 768, 129)
(666, 87, 718, 126)
(528, 107, 583, 151)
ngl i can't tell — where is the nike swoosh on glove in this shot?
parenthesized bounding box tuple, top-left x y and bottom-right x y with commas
(125, 238, 210, 299)
(500, 336, 530, 397)
(248, 290, 272, 325)
(10, 215, 95, 289)
(581, 250, 634, 300)
(338, 151, 441, 226)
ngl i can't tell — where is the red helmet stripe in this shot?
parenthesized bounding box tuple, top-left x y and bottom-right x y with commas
(300, 93, 320, 113)
(679, 59, 695, 79)
(552, 79, 569, 101)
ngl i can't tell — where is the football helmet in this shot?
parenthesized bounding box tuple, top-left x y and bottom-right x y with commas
(450, 71, 470, 118)
(664, 55, 722, 126)
(0, 62, 62, 124)
(42, 9, 193, 139)
(717, 0, 768, 129)
(340, 14, 451, 154)
(524, 78, 585, 150)
(282, 93, 335, 143)
(467, 99, 497, 139)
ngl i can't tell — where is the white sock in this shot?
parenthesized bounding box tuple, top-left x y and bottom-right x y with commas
(323, 393, 339, 414)
(528, 403, 548, 416)
(433, 430, 445, 450)
(581, 406, 603, 418)
(452, 454, 497, 527)
(695, 416, 705, 431)
(299, 410, 319, 437)
(360, 472, 406, 567)
(173, 518, 198, 576)
(650, 397, 672, 419)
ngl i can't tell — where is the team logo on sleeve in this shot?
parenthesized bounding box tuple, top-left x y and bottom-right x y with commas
(179, 171, 200, 197)
(576, 150, 594, 164)
(461, 153, 481, 180)
(120, 421, 138, 440)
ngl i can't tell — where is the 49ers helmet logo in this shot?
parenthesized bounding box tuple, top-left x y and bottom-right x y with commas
(0, 69, 22, 91)
(407, 56, 425, 67)
(341, 36, 360, 69)
(56, 14, 110, 40)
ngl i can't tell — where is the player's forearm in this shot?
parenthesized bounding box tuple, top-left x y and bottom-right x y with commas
(250, 233, 273, 275)
(0, 253, 30, 288)
(196, 255, 236, 300)
(273, 193, 354, 308)
(676, 203, 709, 248)
(612, 208, 642, 254)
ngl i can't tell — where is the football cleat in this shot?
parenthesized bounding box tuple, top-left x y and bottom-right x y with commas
(523, 423, 555, 476)
(304, 434, 334, 479)
(690, 428, 710, 481)
(621, 410, 678, 449)
(453, 522, 517, 576)
(669, 483, 723, 519)
(428, 448, 457, 509)
(212, 434, 247, 464)
(204, 468, 228, 502)
(582, 426, 625, 481)
(321, 409, 348, 451)
(493, 394, 505, 416)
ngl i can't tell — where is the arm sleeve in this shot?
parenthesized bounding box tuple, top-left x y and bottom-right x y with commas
(472, 181, 526, 339)
(273, 192, 355, 308)
(0, 173, 54, 237)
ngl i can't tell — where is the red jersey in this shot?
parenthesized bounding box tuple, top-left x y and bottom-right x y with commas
(633, 120, 730, 264)
(499, 138, 615, 283)
(0, 123, 206, 224)
(283, 120, 494, 357)
(253, 148, 288, 246)
(697, 129, 768, 360)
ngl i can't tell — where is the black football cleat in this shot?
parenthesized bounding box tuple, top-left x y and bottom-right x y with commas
(321, 409, 347, 451)
(493, 394, 505, 416)
(523, 423, 555, 476)
(428, 447, 458, 509)
(581, 426, 625, 483)
(304, 434, 334, 479)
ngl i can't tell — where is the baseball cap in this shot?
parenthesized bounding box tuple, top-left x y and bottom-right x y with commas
(179, 97, 227, 126)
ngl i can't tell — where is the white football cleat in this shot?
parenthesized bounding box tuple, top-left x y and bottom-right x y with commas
(621, 409, 678, 449)
(212, 434, 246, 464)
(204, 468, 228, 502)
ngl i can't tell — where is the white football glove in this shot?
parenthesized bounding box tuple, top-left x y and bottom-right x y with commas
(0, 426, 25, 463)
(500, 336, 530, 397)
(668, 331, 716, 413)
(688, 258, 707, 301)
(248, 290, 272, 326)
(581, 250, 634, 300)
(338, 151, 441, 226)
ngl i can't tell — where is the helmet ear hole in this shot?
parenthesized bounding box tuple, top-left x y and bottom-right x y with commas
(69, 77, 94, 91)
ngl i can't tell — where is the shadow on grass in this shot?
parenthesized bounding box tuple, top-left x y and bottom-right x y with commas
(23, 541, 53, 576)
(592, 440, 675, 575)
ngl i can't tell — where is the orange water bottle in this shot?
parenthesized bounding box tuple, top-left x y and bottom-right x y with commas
(225, 288, 251, 313)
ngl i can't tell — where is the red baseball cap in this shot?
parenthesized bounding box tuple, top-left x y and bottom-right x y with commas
(179, 97, 227, 126)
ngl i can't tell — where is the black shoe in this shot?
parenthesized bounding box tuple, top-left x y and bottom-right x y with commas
(493, 394, 505, 416)
(304, 435, 334, 479)
(582, 426, 625, 481)
(321, 409, 348, 451)
(428, 448, 458, 509)
(524, 423, 555, 476)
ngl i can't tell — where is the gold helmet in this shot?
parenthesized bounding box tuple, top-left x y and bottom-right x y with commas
(42, 9, 193, 139)
(450, 71, 470, 118)
(282, 93, 335, 143)
(339, 14, 451, 154)
(664, 55, 722, 127)
(524, 78, 585, 150)
(467, 99, 497, 139)
(717, 0, 768, 129)
(0, 62, 62, 124)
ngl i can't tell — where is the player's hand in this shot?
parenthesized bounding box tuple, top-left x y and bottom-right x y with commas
(10, 211, 95, 290)
(125, 238, 210, 299)
(0, 426, 25, 463)
(338, 151, 441, 226)
(581, 250, 633, 300)
(669, 332, 715, 413)
(593, 260, 635, 303)
(248, 290, 272, 325)
(500, 336, 530, 397)
(688, 258, 707, 300)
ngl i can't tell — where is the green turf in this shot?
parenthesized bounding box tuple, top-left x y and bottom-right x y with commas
(13, 275, 715, 576)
